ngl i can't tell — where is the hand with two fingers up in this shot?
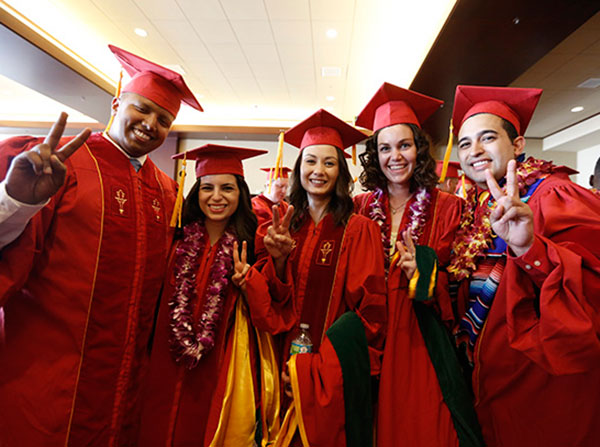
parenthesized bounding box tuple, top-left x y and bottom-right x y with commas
(5, 112, 91, 205)
(485, 159, 534, 257)
(263, 204, 295, 279)
(395, 230, 417, 280)
(232, 240, 251, 294)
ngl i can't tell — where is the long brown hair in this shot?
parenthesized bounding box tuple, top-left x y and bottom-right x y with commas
(358, 123, 437, 192)
(287, 146, 354, 232)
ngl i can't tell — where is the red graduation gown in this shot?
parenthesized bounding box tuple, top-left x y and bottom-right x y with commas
(0, 133, 176, 447)
(251, 194, 289, 227)
(355, 188, 464, 447)
(138, 231, 259, 446)
(245, 213, 387, 446)
(468, 171, 600, 447)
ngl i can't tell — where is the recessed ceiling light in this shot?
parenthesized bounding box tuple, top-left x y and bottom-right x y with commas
(326, 95, 335, 101)
(134, 28, 148, 37)
(326, 28, 338, 39)
(571, 106, 584, 112)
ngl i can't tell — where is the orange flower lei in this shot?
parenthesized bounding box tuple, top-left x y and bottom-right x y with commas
(448, 156, 555, 281)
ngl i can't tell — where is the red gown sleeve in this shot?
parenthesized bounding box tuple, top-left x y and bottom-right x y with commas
(0, 137, 67, 303)
(342, 216, 387, 375)
(505, 175, 600, 375)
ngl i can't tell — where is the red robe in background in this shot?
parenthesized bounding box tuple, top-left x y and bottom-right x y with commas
(139, 230, 275, 447)
(355, 188, 465, 447)
(466, 171, 600, 447)
(245, 213, 386, 446)
(0, 133, 176, 447)
(251, 194, 289, 227)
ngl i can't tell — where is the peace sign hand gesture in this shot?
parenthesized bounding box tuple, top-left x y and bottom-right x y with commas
(485, 159, 534, 257)
(395, 230, 417, 280)
(5, 112, 91, 204)
(264, 205, 295, 261)
(232, 240, 250, 293)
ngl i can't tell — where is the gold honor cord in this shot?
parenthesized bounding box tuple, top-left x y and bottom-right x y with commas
(438, 121, 454, 183)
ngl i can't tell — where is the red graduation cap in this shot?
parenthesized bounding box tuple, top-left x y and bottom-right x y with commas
(356, 82, 443, 131)
(436, 160, 461, 178)
(109, 44, 203, 118)
(173, 144, 267, 178)
(452, 85, 542, 136)
(284, 109, 366, 158)
(261, 166, 291, 180)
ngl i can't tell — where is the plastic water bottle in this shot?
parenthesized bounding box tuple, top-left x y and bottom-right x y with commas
(290, 323, 313, 355)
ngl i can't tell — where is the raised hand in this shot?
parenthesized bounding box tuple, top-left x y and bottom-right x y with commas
(485, 159, 534, 257)
(232, 240, 250, 293)
(5, 112, 91, 204)
(395, 230, 417, 280)
(264, 204, 295, 261)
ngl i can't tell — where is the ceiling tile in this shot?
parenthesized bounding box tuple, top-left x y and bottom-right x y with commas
(210, 43, 247, 64)
(250, 63, 285, 80)
(271, 20, 312, 44)
(153, 20, 199, 45)
(191, 20, 237, 44)
(310, 0, 354, 22)
(220, 0, 268, 21)
(231, 20, 274, 45)
(264, 0, 310, 20)
(278, 44, 313, 65)
(176, 0, 227, 20)
(220, 62, 254, 79)
(90, 0, 142, 22)
(132, 0, 186, 20)
(242, 44, 280, 63)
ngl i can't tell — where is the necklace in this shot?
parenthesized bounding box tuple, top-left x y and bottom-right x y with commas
(169, 220, 236, 369)
(368, 187, 431, 273)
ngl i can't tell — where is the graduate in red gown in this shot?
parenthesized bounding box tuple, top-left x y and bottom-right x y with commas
(245, 109, 387, 447)
(353, 83, 483, 447)
(449, 85, 600, 447)
(138, 144, 282, 446)
(0, 45, 203, 446)
(251, 166, 291, 226)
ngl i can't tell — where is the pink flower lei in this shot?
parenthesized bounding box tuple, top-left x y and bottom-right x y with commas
(368, 186, 432, 271)
(169, 220, 236, 369)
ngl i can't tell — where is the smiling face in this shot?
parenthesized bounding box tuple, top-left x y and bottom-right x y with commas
(107, 92, 174, 158)
(198, 174, 240, 224)
(457, 113, 525, 189)
(265, 177, 289, 203)
(376, 123, 417, 187)
(299, 145, 340, 199)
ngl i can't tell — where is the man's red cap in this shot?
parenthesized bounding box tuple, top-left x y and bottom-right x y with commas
(261, 167, 291, 180)
(355, 82, 443, 131)
(436, 160, 461, 178)
(109, 44, 203, 118)
(452, 85, 542, 136)
(284, 109, 366, 158)
(173, 144, 267, 178)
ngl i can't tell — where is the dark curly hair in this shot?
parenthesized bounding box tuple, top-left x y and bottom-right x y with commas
(358, 123, 438, 192)
(180, 174, 257, 264)
(288, 146, 354, 232)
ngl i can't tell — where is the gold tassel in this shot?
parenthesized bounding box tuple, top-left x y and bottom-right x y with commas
(274, 131, 284, 180)
(267, 167, 273, 194)
(351, 144, 357, 166)
(169, 155, 187, 228)
(438, 120, 454, 183)
(104, 69, 123, 135)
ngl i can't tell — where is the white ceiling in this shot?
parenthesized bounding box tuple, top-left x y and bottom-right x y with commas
(2, 0, 456, 126)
